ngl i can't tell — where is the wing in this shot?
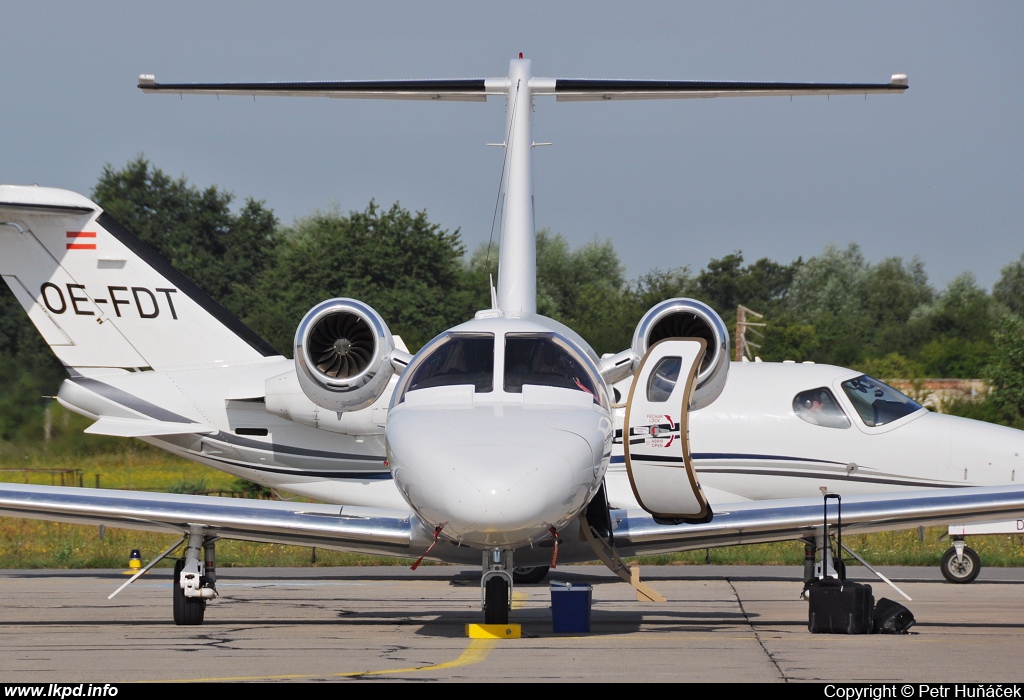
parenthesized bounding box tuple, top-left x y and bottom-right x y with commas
(610, 485, 1024, 556)
(0, 483, 421, 558)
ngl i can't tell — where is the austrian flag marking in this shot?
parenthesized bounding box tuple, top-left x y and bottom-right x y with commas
(66, 231, 96, 250)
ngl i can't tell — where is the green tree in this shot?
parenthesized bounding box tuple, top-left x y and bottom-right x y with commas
(785, 244, 871, 365)
(92, 156, 279, 324)
(694, 252, 798, 319)
(758, 313, 821, 362)
(987, 313, 1024, 418)
(259, 202, 479, 353)
(784, 245, 937, 367)
(470, 229, 632, 354)
(993, 252, 1024, 317)
(906, 273, 996, 377)
(861, 256, 933, 356)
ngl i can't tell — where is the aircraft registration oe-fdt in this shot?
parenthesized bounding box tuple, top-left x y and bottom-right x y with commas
(2, 56, 1024, 627)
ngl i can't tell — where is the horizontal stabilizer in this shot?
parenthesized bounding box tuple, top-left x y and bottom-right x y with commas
(138, 76, 496, 101)
(138, 74, 907, 104)
(547, 76, 908, 101)
(84, 417, 216, 438)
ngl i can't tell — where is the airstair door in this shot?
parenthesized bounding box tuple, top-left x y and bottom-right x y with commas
(624, 338, 711, 522)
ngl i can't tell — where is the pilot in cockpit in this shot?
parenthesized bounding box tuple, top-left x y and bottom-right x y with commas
(503, 335, 600, 402)
(793, 388, 851, 429)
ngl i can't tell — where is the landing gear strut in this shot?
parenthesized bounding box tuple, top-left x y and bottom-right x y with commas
(481, 549, 513, 625)
(173, 525, 218, 626)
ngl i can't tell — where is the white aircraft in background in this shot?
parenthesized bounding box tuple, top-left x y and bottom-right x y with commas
(2, 57, 1023, 627)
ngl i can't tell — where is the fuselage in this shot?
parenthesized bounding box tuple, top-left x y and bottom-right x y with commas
(609, 362, 1024, 508)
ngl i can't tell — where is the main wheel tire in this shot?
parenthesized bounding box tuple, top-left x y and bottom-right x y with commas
(940, 546, 981, 584)
(484, 576, 509, 625)
(172, 558, 207, 625)
(512, 565, 550, 585)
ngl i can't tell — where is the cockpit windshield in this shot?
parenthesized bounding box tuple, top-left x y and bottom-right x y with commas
(403, 333, 494, 394)
(841, 375, 923, 427)
(503, 333, 603, 404)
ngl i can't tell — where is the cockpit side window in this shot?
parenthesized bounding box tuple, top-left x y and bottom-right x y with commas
(503, 334, 602, 404)
(841, 375, 923, 427)
(404, 333, 494, 394)
(793, 387, 851, 429)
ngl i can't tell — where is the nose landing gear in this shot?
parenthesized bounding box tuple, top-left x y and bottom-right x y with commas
(940, 538, 981, 584)
(481, 549, 513, 625)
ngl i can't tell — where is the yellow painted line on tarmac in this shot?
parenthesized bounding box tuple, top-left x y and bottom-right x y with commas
(149, 638, 500, 683)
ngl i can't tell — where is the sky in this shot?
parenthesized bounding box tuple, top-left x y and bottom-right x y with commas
(1, 2, 1021, 292)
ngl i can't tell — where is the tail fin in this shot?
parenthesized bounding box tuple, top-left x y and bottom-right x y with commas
(0, 185, 279, 372)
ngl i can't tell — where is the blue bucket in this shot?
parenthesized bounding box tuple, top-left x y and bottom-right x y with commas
(550, 581, 592, 633)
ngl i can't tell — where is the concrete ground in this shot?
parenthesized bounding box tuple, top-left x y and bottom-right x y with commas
(2, 564, 1022, 683)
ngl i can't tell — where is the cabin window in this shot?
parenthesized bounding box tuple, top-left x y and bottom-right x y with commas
(403, 333, 494, 394)
(646, 356, 682, 402)
(841, 375, 922, 427)
(503, 333, 602, 403)
(793, 387, 851, 429)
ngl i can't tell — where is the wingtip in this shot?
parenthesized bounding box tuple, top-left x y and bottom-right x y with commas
(890, 73, 908, 88)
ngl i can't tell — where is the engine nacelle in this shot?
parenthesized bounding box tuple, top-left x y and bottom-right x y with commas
(294, 299, 396, 412)
(631, 298, 730, 410)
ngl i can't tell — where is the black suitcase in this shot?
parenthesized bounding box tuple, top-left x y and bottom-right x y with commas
(807, 493, 875, 634)
(874, 597, 915, 634)
(808, 577, 874, 634)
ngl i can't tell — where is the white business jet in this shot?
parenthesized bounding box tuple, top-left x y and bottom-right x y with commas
(2, 58, 1023, 627)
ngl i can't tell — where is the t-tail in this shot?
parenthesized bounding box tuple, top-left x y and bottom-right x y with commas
(138, 58, 907, 323)
(0, 185, 279, 373)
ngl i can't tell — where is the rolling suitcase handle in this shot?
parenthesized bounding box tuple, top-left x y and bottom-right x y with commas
(820, 491, 842, 579)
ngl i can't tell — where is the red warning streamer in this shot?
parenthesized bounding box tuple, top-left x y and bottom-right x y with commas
(410, 523, 445, 571)
(549, 526, 560, 569)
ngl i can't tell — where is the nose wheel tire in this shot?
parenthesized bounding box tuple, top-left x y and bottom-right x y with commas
(172, 558, 207, 625)
(512, 565, 550, 584)
(940, 545, 981, 584)
(484, 576, 510, 625)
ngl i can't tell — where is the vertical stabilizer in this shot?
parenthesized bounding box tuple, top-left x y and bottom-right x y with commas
(0, 185, 279, 372)
(495, 58, 537, 318)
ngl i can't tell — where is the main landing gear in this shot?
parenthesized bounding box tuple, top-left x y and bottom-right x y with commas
(512, 565, 550, 584)
(481, 549, 513, 625)
(173, 525, 219, 626)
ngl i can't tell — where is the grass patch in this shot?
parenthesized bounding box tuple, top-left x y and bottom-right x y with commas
(0, 519, 418, 568)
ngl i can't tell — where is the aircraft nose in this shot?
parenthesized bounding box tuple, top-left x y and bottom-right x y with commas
(387, 405, 601, 547)
(947, 414, 1024, 482)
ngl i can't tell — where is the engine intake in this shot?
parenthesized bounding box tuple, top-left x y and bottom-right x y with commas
(295, 299, 396, 412)
(632, 299, 730, 410)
